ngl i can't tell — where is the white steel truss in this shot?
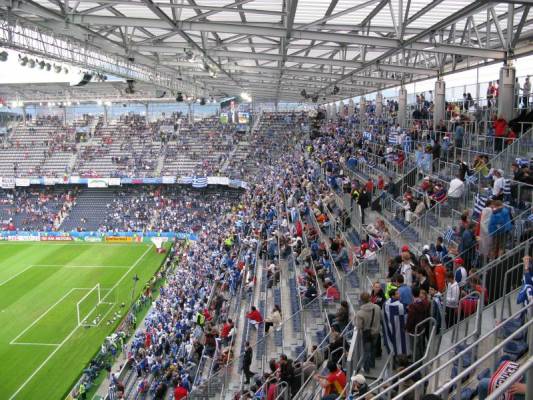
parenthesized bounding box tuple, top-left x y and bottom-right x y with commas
(0, 0, 533, 103)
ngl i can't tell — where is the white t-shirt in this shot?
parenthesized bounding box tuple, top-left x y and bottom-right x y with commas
(493, 176, 505, 196)
(400, 262, 413, 287)
(447, 178, 465, 198)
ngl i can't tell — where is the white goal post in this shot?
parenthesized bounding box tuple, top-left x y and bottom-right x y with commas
(77, 283, 101, 327)
(76, 284, 117, 327)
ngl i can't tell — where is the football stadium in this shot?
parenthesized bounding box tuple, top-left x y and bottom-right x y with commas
(0, 1, 532, 400)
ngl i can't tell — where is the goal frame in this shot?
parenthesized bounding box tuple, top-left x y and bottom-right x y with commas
(76, 284, 102, 327)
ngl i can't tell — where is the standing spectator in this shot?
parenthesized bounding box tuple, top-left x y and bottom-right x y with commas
(358, 187, 371, 225)
(445, 272, 460, 328)
(383, 288, 410, 357)
(242, 342, 255, 384)
(478, 200, 493, 261)
(406, 287, 431, 360)
(488, 200, 512, 258)
(522, 76, 531, 108)
(447, 174, 465, 210)
(494, 115, 507, 152)
(399, 249, 414, 288)
(459, 223, 477, 270)
(264, 305, 282, 333)
(454, 122, 464, 149)
(355, 292, 381, 373)
(453, 257, 468, 285)
(491, 169, 506, 201)
(396, 274, 413, 307)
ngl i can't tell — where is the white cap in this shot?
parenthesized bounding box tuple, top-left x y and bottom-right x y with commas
(351, 374, 366, 384)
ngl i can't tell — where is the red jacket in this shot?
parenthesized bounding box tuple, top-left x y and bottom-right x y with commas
(494, 118, 507, 137)
(246, 309, 263, 323)
(220, 322, 233, 338)
(326, 285, 341, 301)
(174, 386, 188, 400)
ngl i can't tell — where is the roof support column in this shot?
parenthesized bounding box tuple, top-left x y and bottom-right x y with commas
(498, 65, 517, 123)
(348, 98, 355, 116)
(376, 92, 383, 118)
(433, 79, 446, 131)
(359, 96, 366, 125)
(398, 87, 407, 129)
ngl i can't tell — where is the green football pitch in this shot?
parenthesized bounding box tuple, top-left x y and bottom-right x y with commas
(0, 241, 168, 400)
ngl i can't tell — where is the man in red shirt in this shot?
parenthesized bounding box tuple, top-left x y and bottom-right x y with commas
(173, 379, 188, 400)
(246, 306, 263, 329)
(314, 361, 347, 399)
(494, 115, 507, 152)
(220, 318, 234, 345)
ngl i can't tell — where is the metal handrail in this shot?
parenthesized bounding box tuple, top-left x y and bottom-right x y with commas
(355, 315, 438, 400)
(390, 303, 532, 400)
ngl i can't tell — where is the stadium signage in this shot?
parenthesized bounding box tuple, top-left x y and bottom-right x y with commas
(8, 235, 40, 241)
(87, 178, 109, 188)
(0, 177, 15, 189)
(105, 236, 132, 242)
(4, 175, 249, 189)
(41, 235, 73, 241)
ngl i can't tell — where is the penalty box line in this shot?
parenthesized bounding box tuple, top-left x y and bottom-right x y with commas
(7, 244, 154, 400)
(0, 265, 132, 287)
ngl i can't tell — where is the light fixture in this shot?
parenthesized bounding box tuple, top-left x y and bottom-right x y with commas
(0, 51, 8, 62)
(66, 101, 72, 106)
(54, 64, 62, 73)
(196, 98, 201, 103)
(28, 58, 35, 68)
(18, 55, 28, 66)
(104, 101, 112, 106)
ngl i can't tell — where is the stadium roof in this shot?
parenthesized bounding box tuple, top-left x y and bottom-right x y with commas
(1, 0, 533, 103)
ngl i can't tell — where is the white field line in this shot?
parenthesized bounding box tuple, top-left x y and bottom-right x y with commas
(34, 265, 131, 269)
(7, 244, 154, 400)
(0, 264, 132, 288)
(0, 243, 152, 247)
(9, 288, 83, 345)
(10, 342, 60, 347)
(0, 265, 35, 287)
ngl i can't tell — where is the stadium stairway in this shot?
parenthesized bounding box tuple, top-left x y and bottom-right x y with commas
(60, 188, 115, 231)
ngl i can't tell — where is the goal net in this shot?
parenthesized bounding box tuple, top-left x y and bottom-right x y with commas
(151, 237, 167, 253)
(77, 284, 117, 327)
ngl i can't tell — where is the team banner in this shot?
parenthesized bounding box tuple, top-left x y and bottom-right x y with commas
(208, 176, 230, 186)
(108, 178, 121, 186)
(43, 177, 58, 185)
(0, 177, 15, 189)
(15, 178, 31, 187)
(489, 361, 520, 399)
(87, 178, 109, 188)
(162, 176, 177, 184)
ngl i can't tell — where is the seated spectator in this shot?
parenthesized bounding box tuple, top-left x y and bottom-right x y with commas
(324, 280, 341, 301)
(264, 305, 282, 333)
(314, 361, 347, 400)
(246, 306, 263, 328)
